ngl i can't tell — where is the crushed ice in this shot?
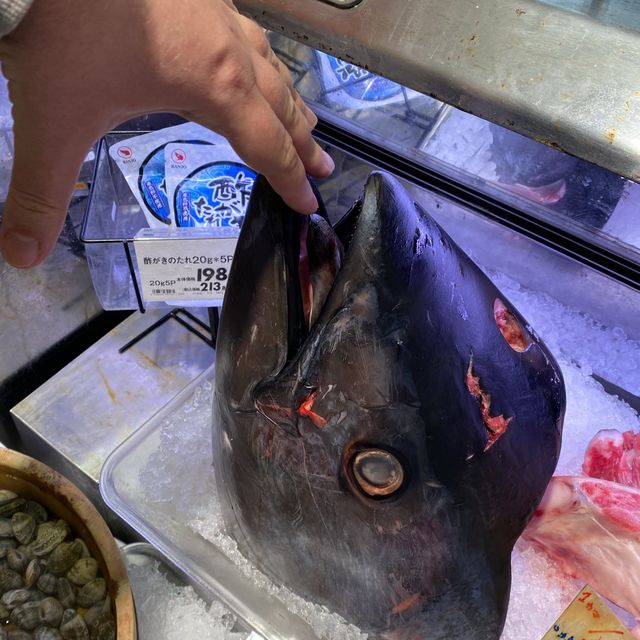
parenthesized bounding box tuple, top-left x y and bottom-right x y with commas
(135, 272, 639, 640)
(126, 556, 248, 640)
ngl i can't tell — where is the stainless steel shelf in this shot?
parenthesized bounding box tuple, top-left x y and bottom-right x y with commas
(240, 0, 640, 182)
(10, 308, 215, 537)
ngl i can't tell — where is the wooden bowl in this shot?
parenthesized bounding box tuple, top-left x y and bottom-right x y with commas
(0, 447, 136, 638)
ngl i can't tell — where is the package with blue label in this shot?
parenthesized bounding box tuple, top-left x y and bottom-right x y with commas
(109, 122, 227, 228)
(83, 120, 261, 311)
(315, 52, 420, 110)
(164, 142, 257, 229)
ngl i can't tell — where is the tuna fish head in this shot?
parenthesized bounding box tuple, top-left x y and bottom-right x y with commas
(212, 171, 565, 639)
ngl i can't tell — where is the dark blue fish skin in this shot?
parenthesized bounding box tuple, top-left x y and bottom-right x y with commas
(213, 172, 565, 639)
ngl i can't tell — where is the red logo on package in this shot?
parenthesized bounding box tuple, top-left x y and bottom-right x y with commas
(118, 146, 133, 159)
(171, 149, 186, 163)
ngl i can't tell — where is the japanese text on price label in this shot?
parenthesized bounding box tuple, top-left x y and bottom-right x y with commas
(134, 236, 237, 304)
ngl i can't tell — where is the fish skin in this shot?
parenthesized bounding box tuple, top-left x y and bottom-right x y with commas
(212, 171, 565, 639)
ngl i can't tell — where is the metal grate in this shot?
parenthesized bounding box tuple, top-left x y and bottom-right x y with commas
(119, 307, 218, 353)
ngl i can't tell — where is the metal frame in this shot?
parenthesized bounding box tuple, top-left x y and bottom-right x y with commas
(239, 0, 640, 182)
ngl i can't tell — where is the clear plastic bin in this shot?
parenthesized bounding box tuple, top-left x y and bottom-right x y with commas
(100, 367, 323, 640)
(82, 133, 157, 311)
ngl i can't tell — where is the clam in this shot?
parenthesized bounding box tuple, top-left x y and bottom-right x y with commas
(12, 513, 36, 546)
(0, 498, 27, 518)
(35, 573, 57, 596)
(0, 539, 17, 559)
(7, 549, 30, 574)
(66, 559, 97, 587)
(38, 596, 64, 627)
(73, 540, 91, 560)
(25, 502, 48, 525)
(56, 578, 76, 609)
(83, 603, 101, 630)
(0, 491, 17, 503)
(76, 579, 105, 608)
(35, 628, 63, 640)
(2, 588, 33, 609)
(59, 612, 89, 640)
(48, 542, 83, 577)
(7, 629, 34, 640)
(0, 492, 26, 519)
(10, 601, 41, 631)
(24, 559, 42, 589)
(0, 518, 14, 538)
(28, 522, 68, 557)
(0, 568, 24, 592)
(0, 492, 120, 640)
(99, 596, 111, 616)
(83, 596, 109, 631)
(36, 628, 63, 640)
(61, 609, 76, 626)
(17, 545, 36, 561)
(55, 521, 70, 539)
(89, 612, 116, 640)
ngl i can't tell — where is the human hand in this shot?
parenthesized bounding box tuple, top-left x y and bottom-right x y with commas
(0, 0, 334, 268)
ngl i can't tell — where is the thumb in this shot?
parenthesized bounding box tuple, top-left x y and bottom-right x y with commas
(0, 122, 92, 268)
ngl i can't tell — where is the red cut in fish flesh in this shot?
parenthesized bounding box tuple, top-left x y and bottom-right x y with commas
(583, 429, 640, 488)
(523, 476, 640, 621)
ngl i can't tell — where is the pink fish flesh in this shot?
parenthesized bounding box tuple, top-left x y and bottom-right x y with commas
(583, 429, 640, 488)
(523, 475, 640, 620)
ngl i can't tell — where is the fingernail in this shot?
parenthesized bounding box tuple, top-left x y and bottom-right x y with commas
(1, 231, 40, 268)
(321, 151, 335, 174)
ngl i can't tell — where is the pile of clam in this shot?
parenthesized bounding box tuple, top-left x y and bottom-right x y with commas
(0, 490, 116, 640)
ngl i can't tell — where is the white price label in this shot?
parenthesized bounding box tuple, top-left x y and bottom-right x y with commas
(133, 235, 238, 304)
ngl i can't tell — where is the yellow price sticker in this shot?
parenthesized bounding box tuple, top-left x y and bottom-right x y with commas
(541, 585, 634, 640)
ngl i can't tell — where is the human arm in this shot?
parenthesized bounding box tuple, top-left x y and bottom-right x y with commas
(0, 0, 333, 268)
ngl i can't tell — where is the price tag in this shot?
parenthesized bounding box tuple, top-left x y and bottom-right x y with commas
(542, 585, 634, 640)
(133, 233, 238, 305)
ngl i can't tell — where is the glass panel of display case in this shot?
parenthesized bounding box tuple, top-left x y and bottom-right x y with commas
(267, 33, 640, 258)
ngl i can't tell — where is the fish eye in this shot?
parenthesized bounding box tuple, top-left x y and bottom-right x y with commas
(493, 298, 531, 352)
(351, 449, 405, 498)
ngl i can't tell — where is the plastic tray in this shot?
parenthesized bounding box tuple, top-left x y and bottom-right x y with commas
(122, 542, 254, 637)
(100, 367, 322, 640)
